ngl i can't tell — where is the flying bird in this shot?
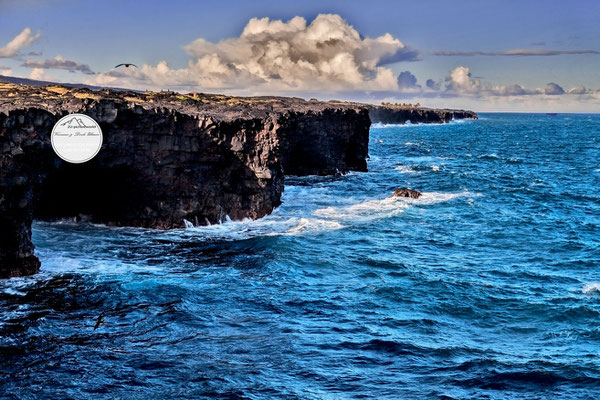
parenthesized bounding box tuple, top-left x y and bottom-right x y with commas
(93, 314, 105, 330)
(114, 63, 137, 69)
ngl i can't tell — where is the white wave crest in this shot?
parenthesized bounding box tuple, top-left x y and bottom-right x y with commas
(314, 196, 410, 221)
(284, 218, 345, 235)
(167, 190, 478, 241)
(394, 165, 413, 173)
(477, 153, 499, 159)
(418, 191, 478, 204)
(313, 190, 477, 222)
(583, 283, 600, 294)
(35, 250, 160, 275)
(371, 119, 472, 129)
(171, 214, 346, 241)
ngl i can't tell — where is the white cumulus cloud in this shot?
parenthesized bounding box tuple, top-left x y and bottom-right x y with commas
(444, 66, 538, 97)
(29, 67, 47, 80)
(0, 28, 41, 58)
(90, 14, 418, 93)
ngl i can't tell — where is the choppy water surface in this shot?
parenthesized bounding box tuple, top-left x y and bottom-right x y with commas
(2, 114, 600, 399)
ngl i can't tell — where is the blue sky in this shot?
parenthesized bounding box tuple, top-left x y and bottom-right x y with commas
(1, 0, 599, 111)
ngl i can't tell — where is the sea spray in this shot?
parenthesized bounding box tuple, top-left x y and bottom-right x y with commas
(583, 283, 600, 294)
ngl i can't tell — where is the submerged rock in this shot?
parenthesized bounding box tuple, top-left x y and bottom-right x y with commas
(390, 188, 422, 199)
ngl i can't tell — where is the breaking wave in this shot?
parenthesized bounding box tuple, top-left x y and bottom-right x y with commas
(583, 283, 600, 294)
(371, 119, 471, 129)
(314, 191, 476, 221)
(178, 214, 345, 239)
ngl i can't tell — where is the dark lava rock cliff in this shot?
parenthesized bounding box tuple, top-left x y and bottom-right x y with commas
(366, 104, 477, 124)
(0, 83, 369, 277)
(0, 81, 476, 277)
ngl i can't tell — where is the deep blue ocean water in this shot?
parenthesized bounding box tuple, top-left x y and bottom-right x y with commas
(1, 113, 600, 399)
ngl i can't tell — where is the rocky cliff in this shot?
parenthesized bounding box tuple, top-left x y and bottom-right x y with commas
(0, 81, 477, 278)
(366, 105, 477, 124)
(0, 83, 370, 277)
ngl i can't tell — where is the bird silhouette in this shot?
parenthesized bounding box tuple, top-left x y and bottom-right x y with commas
(93, 314, 105, 330)
(114, 63, 137, 69)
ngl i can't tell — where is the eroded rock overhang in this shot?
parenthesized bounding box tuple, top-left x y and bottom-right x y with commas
(0, 84, 371, 277)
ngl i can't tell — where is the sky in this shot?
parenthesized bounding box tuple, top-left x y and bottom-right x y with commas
(1, 0, 599, 112)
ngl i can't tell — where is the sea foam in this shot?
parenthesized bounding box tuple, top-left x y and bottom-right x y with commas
(394, 165, 413, 173)
(583, 283, 600, 294)
(313, 191, 476, 221)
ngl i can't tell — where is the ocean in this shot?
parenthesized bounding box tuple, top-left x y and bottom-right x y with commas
(1, 113, 600, 399)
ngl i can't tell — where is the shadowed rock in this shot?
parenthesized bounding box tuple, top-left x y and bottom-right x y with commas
(367, 104, 477, 124)
(0, 83, 369, 277)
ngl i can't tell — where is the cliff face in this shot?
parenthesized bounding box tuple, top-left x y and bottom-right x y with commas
(0, 84, 370, 277)
(277, 108, 370, 175)
(367, 105, 477, 124)
(0, 81, 477, 278)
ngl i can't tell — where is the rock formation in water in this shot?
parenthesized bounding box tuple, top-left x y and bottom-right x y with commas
(0, 79, 476, 278)
(390, 188, 422, 199)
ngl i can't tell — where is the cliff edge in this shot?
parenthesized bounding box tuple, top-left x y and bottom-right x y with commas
(0, 83, 370, 277)
(366, 104, 477, 124)
(0, 80, 476, 278)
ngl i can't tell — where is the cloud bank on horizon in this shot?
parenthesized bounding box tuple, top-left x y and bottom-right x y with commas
(1, 14, 599, 110)
(22, 56, 95, 75)
(432, 49, 600, 57)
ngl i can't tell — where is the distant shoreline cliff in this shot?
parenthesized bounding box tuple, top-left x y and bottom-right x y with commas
(0, 79, 476, 277)
(367, 104, 477, 124)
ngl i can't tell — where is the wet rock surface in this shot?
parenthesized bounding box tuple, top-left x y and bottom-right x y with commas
(390, 188, 422, 199)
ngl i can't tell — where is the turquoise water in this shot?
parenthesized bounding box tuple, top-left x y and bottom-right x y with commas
(1, 113, 600, 399)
